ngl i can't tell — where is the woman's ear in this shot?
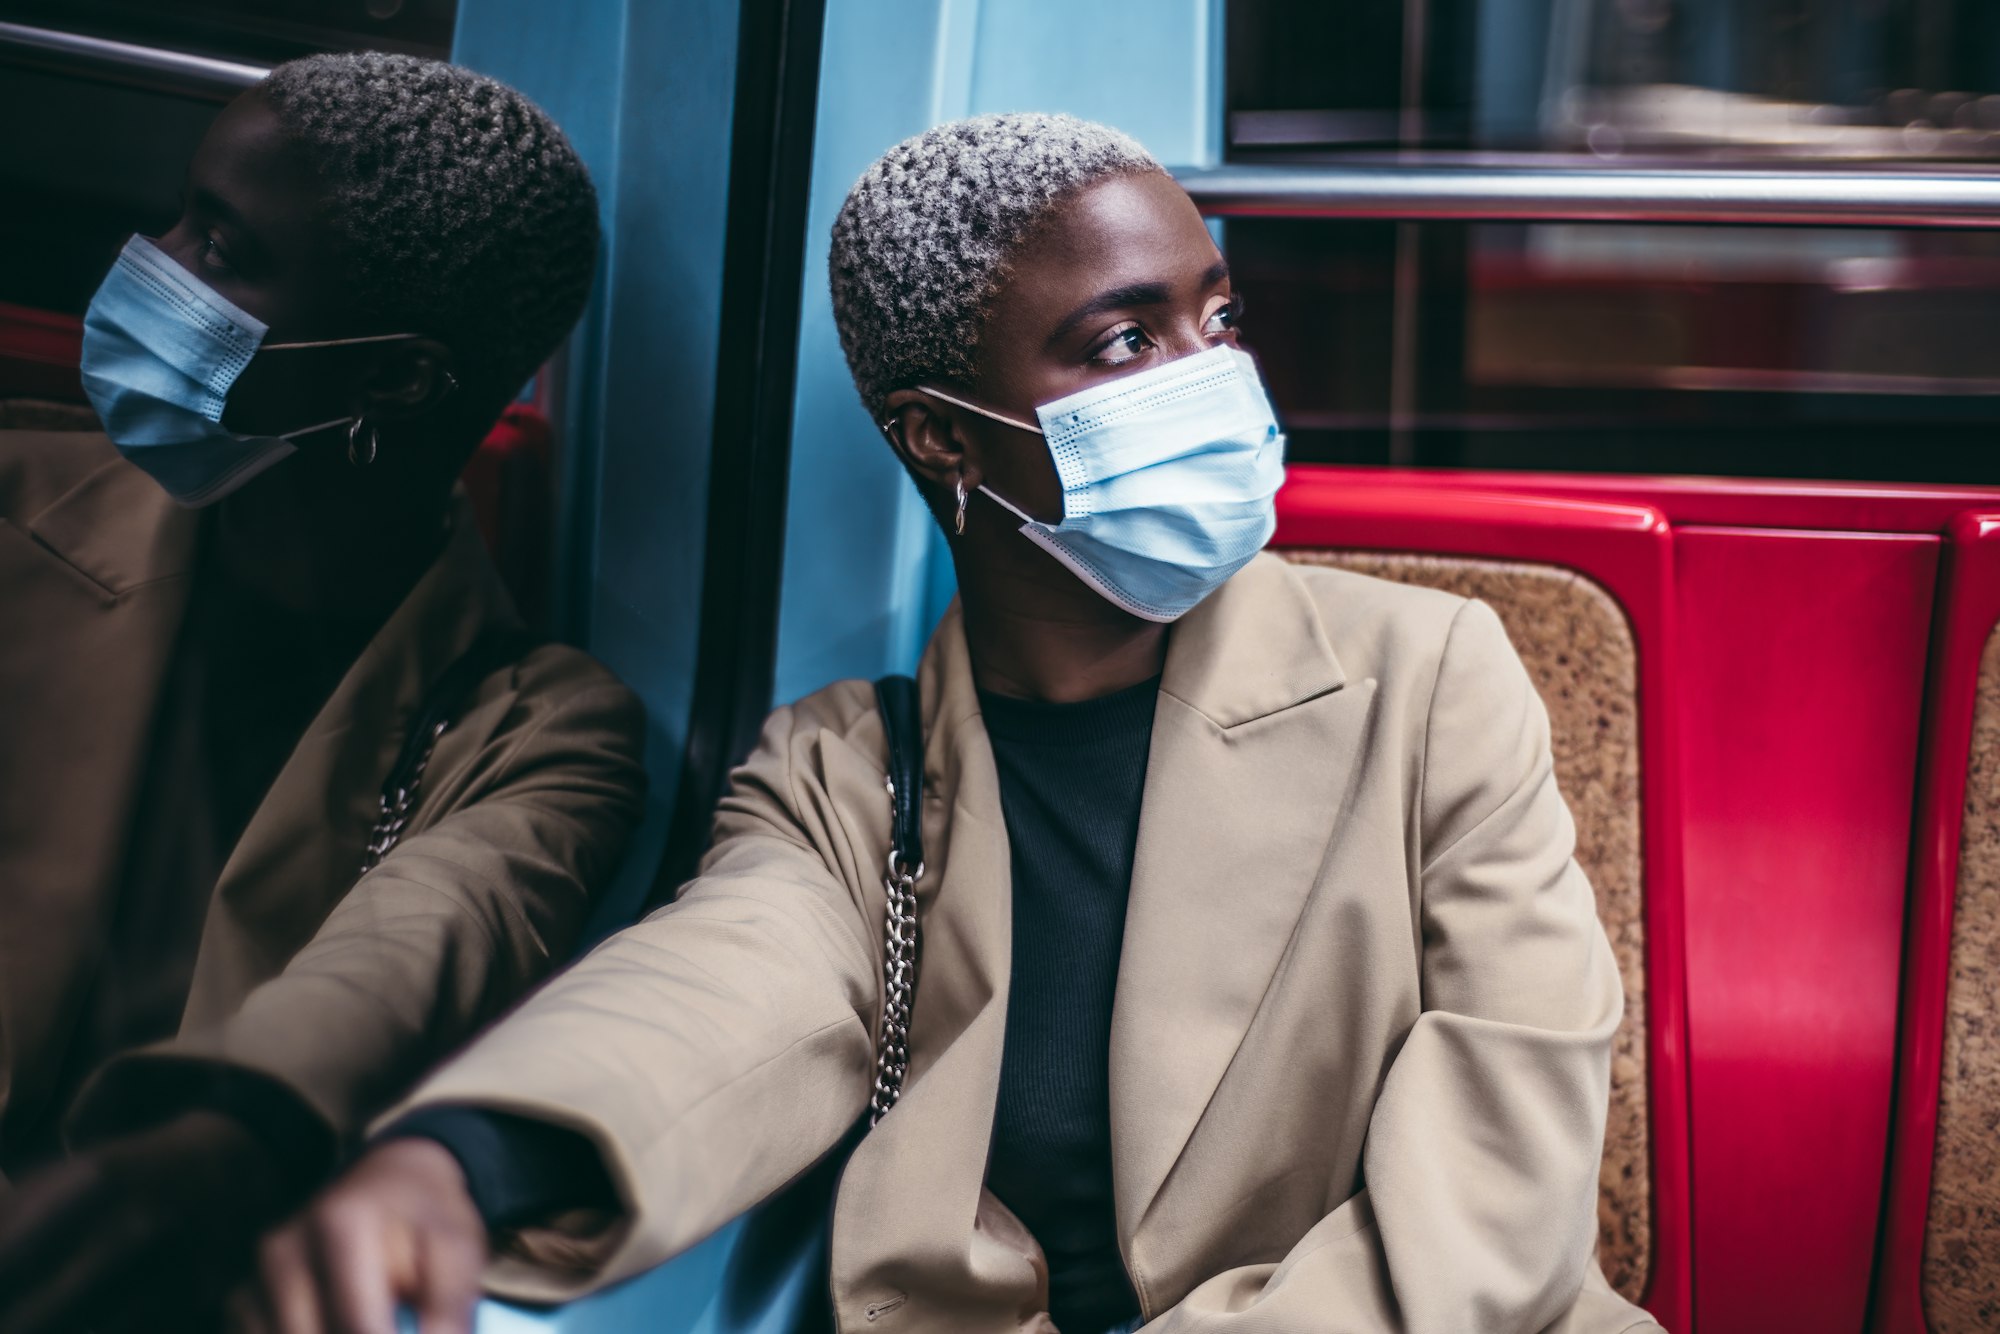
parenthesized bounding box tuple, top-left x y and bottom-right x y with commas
(353, 338, 459, 421)
(880, 389, 983, 492)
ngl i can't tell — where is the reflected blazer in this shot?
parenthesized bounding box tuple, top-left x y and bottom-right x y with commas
(396, 552, 1664, 1334)
(0, 429, 646, 1174)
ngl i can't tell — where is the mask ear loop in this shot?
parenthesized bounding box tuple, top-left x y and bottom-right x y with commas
(914, 385, 1042, 436)
(261, 331, 427, 351)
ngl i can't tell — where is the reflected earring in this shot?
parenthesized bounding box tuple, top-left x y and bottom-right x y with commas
(347, 416, 378, 467)
(953, 473, 968, 536)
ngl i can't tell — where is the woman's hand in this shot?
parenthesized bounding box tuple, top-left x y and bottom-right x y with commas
(0, 1110, 287, 1333)
(231, 1137, 487, 1334)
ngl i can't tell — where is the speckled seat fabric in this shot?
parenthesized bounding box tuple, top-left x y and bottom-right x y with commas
(1282, 550, 1651, 1303)
(1923, 624, 2000, 1332)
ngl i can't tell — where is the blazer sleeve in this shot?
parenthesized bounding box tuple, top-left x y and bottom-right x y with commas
(364, 692, 884, 1305)
(1146, 599, 1657, 1334)
(68, 670, 648, 1169)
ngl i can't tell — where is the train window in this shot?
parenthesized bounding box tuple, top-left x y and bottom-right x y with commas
(0, 1, 456, 323)
(1231, 218, 2000, 482)
(1222, 0, 2000, 484)
(1227, 0, 2000, 160)
(0, 1, 456, 67)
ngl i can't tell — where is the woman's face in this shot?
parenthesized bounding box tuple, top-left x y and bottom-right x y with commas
(957, 171, 1240, 524)
(154, 90, 384, 438)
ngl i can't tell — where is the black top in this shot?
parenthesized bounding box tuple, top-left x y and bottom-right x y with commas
(979, 675, 1157, 1334)
(387, 1104, 615, 1229)
(401, 675, 1161, 1334)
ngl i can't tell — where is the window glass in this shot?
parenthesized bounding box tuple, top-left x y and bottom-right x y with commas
(1225, 0, 2000, 482)
(0, 0, 456, 65)
(0, 2, 457, 318)
(1232, 218, 2000, 482)
(1229, 0, 2000, 160)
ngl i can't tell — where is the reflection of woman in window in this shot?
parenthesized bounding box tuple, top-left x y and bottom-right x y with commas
(250, 114, 1663, 1334)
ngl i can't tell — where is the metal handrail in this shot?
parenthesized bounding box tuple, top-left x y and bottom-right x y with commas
(1177, 161, 2000, 229)
(0, 21, 267, 101)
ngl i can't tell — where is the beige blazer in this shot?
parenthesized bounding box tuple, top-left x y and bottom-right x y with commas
(397, 553, 1664, 1334)
(0, 429, 647, 1169)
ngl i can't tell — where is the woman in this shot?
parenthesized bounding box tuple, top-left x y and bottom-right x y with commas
(0, 53, 644, 1332)
(247, 114, 1661, 1334)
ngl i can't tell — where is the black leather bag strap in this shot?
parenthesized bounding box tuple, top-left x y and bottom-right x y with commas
(873, 673, 924, 871)
(360, 627, 546, 874)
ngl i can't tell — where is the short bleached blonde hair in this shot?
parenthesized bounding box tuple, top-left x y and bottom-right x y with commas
(828, 112, 1162, 418)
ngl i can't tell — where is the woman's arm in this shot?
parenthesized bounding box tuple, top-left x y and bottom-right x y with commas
(1146, 600, 1656, 1334)
(66, 670, 648, 1157)
(246, 688, 886, 1328)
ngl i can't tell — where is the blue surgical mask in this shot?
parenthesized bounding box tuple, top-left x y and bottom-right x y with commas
(921, 345, 1286, 622)
(81, 235, 416, 507)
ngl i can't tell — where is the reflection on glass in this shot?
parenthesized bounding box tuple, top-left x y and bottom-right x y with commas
(1469, 224, 2000, 395)
(1231, 0, 2000, 161)
(0, 0, 457, 64)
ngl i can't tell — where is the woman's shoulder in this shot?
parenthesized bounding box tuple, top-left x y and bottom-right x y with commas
(756, 677, 885, 752)
(1279, 555, 1471, 649)
(1272, 555, 1537, 709)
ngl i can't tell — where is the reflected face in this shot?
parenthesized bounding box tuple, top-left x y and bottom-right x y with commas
(152, 91, 373, 437)
(958, 171, 1242, 523)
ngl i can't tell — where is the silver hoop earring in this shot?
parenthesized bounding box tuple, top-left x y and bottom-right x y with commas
(347, 417, 379, 467)
(953, 473, 968, 536)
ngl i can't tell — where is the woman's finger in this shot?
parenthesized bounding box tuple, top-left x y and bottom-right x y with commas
(410, 1223, 485, 1334)
(312, 1201, 397, 1334)
(257, 1225, 327, 1334)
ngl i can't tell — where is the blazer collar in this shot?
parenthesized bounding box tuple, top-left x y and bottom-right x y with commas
(1157, 553, 1346, 729)
(917, 552, 1348, 747)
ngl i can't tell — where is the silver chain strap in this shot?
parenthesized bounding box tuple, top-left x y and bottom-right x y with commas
(359, 718, 449, 874)
(869, 776, 924, 1127)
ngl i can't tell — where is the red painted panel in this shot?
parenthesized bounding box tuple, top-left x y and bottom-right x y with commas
(0, 301, 85, 402)
(1290, 464, 2000, 535)
(1676, 527, 1938, 1334)
(1871, 511, 2000, 1334)
(1273, 473, 1694, 1333)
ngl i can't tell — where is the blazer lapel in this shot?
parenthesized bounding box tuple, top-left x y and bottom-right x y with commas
(1109, 555, 1373, 1238)
(0, 453, 197, 1136)
(180, 496, 507, 1028)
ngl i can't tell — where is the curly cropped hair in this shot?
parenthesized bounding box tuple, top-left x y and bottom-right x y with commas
(260, 52, 598, 406)
(829, 112, 1162, 419)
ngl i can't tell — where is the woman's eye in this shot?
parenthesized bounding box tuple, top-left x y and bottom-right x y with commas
(1205, 296, 1244, 336)
(1091, 325, 1151, 365)
(199, 233, 234, 273)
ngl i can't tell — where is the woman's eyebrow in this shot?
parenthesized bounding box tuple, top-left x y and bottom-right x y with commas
(188, 185, 251, 232)
(188, 185, 275, 270)
(1047, 281, 1172, 344)
(1046, 259, 1235, 345)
